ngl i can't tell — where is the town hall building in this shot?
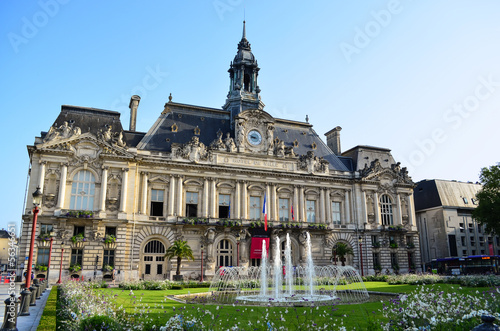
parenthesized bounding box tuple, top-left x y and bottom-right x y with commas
(20, 22, 421, 282)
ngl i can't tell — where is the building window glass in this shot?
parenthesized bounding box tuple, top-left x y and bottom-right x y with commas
(306, 200, 316, 223)
(216, 239, 233, 267)
(279, 198, 289, 222)
(150, 189, 164, 216)
(40, 224, 53, 235)
(73, 226, 85, 237)
(219, 194, 230, 218)
(380, 194, 394, 226)
(37, 248, 50, 266)
(372, 252, 380, 269)
(105, 226, 116, 237)
(70, 170, 96, 210)
(103, 250, 115, 267)
(71, 249, 83, 266)
(390, 252, 398, 269)
(185, 192, 198, 217)
(331, 202, 341, 225)
(461, 236, 466, 246)
(249, 196, 260, 220)
(459, 223, 464, 233)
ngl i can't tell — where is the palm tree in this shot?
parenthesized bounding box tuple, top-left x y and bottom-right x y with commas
(333, 242, 353, 266)
(164, 240, 195, 278)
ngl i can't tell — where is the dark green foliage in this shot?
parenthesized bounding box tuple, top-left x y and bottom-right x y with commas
(473, 163, 500, 235)
(79, 315, 121, 331)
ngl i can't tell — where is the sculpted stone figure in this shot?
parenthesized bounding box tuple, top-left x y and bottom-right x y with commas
(224, 132, 236, 152)
(43, 121, 81, 143)
(236, 120, 245, 148)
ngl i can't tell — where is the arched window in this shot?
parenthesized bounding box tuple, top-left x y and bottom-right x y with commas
(144, 240, 166, 254)
(216, 239, 233, 267)
(143, 240, 166, 277)
(70, 170, 95, 210)
(380, 194, 393, 225)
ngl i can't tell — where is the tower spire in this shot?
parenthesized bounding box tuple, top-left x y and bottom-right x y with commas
(242, 20, 246, 39)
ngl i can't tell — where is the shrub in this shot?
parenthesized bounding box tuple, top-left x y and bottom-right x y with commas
(79, 315, 121, 331)
(171, 284, 184, 290)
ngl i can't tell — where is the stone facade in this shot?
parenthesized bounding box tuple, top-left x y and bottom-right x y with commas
(19, 23, 421, 283)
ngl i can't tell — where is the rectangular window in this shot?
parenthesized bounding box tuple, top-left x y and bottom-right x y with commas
(71, 249, 83, 266)
(459, 223, 464, 233)
(185, 192, 198, 217)
(372, 252, 380, 268)
(40, 224, 53, 235)
(150, 189, 164, 216)
(105, 226, 116, 237)
(219, 194, 230, 218)
(73, 226, 85, 237)
(448, 234, 458, 257)
(463, 197, 468, 204)
(478, 225, 482, 233)
(390, 252, 398, 268)
(279, 198, 289, 222)
(371, 235, 379, 247)
(461, 236, 466, 246)
(157, 264, 163, 275)
(249, 196, 261, 220)
(462, 250, 467, 256)
(103, 250, 115, 267)
(331, 202, 341, 225)
(468, 223, 474, 233)
(145, 264, 151, 274)
(306, 200, 316, 223)
(37, 248, 50, 266)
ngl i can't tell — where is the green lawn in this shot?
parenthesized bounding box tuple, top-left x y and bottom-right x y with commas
(37, 286, 58, 331)
(92, 282, 489, 330)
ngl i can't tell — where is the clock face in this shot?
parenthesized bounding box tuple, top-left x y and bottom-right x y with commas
(247, 130, 262, 145)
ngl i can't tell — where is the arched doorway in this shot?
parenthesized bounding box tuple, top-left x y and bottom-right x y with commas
(216, 239, 234, 268)
(142, 239, 169, 280)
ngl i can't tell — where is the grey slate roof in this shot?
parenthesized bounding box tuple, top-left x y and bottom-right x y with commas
(414, 179, 482, 211)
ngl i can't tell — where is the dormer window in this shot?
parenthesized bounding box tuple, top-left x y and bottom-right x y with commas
(171, 123, 178, 132)
(463, 197, 468, 204)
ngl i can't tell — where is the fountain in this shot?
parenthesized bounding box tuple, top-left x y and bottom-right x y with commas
(206, 232, 369, 306)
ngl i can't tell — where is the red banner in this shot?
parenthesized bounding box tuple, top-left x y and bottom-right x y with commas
(490, 243, 494, 255)
(250, 237, 270, 259)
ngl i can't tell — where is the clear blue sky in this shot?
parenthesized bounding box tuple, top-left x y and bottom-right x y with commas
(1, 1, 499, 234)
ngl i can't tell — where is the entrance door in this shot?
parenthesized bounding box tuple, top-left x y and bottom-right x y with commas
(142, 240, 168, 280)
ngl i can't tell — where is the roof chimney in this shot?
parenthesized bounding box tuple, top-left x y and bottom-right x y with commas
(325, 126, 342, 155)
(128, 95, 141, 132)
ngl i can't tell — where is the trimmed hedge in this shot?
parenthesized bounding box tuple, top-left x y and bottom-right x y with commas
(37, 286, 58, 331)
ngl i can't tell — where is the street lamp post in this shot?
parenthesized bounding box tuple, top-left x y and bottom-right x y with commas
(200, 244, 204, 282)
(236, 234, 240, 267)
(46, 237, 54, 284)
(26, 187, 43, 290)
(57, 242, 65, 284)
(358, 236, 364, 277)
(94, 255, 100, 280)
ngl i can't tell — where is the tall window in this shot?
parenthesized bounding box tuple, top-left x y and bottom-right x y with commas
(380, 195, 394, 226)
(103, 250, 115, 267)
(249, 196, 261, 220)
(216, 240, 233, 267)
(390, 252, 398, 269)
(73, 226, 85, 237)
(71, 249, 83, 266)
(331, 202, 341, 225)
(372, 252, 380, 268)
(279, 198, 289, 222)
(306, 200, 316, 223)
(219, 194, 230, 218)
(70, 170, 96, 210)
(37, 248, 50, 265)
(150, 189, 164, 216)
(185, 192, 198, 217)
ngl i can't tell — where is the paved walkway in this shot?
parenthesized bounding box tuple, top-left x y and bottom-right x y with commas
(0, 282, 52, 330)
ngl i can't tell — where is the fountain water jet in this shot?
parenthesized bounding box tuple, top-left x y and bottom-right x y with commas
(207, 232, 369, 306)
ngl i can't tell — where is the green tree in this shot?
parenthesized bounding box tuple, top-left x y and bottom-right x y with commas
(164, 240, 195, 276)
(333, 242, 354, 266)
(473, 163, 500, 235)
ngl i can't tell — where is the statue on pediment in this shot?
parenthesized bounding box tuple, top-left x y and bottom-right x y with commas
(98, 125, 113, 142)
(176, 136, 209, 163)
(236, 119, 245, 148)
(224, 132, 236, 152)
(43, 121, 82, 143)
(275, 140, 285, 157)
(298, 151, 329, 174)
(266, 124, 274, 153)
(210, 130, 226, 151)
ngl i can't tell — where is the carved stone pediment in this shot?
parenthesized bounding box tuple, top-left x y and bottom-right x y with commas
(235, 109, 275, 154)
(172, 136, 211, 163)
(43, 121, 82, 143)
(360, 159, 413, 185)
(297, 151, 329, 174)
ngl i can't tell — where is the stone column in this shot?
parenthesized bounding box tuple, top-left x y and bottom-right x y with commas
(325, 189, 332, 224)
(265, 184, 271, 220)
(361, 190, 368, 224)
(320, 188, 326, 224)
(168, 175, 175, 216)
(38, 161, 46, 192)
(140, 172, 149, 214)
(56, 163, 68, 209)
(396, 193, 403, 226)
(210, 178, 216, 218)
(176, 175, 184, 217)
(293, 186, 299, 222)
(241, 181, 248, 219)
(344, 190, 351, 223)
(299, 186, 305, 222)
(119, 168, 129, 212)
(407, 194, 416, 227)
(202, 178, 209, 218)
(373, 192, 380, 225)
(99, 166, 109, 212)
(271, 184, 277, 221)
(235, 181, 241, 219)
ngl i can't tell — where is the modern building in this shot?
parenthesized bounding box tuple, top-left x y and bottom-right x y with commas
(19, 22, 420, 282)
(414, 179, 499, 272)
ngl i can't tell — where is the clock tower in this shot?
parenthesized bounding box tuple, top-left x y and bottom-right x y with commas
(223, 21, 265, 127)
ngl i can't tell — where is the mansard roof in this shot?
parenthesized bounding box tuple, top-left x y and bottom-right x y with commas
(414, 179, 482, 211)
